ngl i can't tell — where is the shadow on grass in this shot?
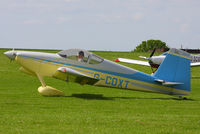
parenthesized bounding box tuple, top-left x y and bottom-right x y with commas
(67, 93, 114, 100)
(64, 93, 195, 101)
(191, 76, 200, 79)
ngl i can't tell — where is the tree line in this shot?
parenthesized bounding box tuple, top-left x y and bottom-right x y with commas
(133, 39, 169, 52)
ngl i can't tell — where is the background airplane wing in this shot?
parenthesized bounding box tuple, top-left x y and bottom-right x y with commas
(53, 67, 99, 85)
(191, 62, 200, 66)
(115, 58, 150, 66)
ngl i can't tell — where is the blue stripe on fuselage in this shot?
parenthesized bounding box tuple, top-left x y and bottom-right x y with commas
(18, 55, 156, 83)
(17, 55, 190, 95)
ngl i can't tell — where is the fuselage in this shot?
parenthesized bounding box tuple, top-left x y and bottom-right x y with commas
(150, 54, 200, 67)
(4, 49, 190, 95)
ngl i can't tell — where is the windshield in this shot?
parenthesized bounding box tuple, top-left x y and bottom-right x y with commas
(88, 54, 104, 64)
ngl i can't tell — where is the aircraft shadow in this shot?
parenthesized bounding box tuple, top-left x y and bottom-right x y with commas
(65, 93, 114, 100)
(191, 76, 200, 79)
(64, 93, 195, 101)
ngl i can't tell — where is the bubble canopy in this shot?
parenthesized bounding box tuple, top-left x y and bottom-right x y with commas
(57, 49, 104, 64)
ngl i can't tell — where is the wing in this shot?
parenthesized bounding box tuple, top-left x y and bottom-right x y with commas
(115, 58, 150, 66)
(191, 62, 200, 66)
(53, 67, 99, 85)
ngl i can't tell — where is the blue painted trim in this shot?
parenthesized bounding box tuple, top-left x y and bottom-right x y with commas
(19, 55, 155, 83)
(18, 55, 189, 95)
(153, 53, 190, 92)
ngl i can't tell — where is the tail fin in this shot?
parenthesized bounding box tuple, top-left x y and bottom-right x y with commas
(153, 48, 191, 94)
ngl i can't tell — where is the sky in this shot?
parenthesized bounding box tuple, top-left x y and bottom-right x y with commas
(0, 0, 200, 51)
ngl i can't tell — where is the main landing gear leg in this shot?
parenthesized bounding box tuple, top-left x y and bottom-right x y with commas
(36, 73, 64, 97)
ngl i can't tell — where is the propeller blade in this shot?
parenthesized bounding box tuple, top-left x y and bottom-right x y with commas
(150, 48, 156, 57)
(149, 49, 156, 73)
(139, 48, 156, 60)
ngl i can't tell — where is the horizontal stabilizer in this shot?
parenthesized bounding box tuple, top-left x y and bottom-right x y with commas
(155, 79, 183, 86)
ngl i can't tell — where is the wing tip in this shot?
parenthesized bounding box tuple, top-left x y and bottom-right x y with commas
(115, 58, 120, 62)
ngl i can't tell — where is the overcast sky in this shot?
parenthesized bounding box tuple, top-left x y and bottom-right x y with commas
(0, 0, 200, 51)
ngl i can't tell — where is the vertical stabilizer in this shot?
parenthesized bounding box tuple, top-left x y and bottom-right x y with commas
(153, 48, 191, 94)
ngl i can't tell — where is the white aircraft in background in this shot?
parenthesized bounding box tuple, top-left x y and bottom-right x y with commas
(115, 49, 200, 72)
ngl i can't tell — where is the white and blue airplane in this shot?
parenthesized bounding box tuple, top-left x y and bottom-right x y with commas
(4, 48, 191, 97)
(115, 49, 200, 69)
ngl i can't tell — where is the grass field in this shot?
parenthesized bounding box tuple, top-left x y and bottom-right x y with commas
(0, 49, 200, 134)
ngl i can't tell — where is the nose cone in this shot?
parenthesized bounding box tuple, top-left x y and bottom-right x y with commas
(4, 51, 17, 60)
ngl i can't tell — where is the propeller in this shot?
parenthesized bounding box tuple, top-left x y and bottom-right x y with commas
(139, 48, 157, 73)
(10, 48, 16, 62)
(4, 48, 17, 62)
(149, 48, 156, 58)
(139, 48, 156, 60)
(9, 48, 15, 62)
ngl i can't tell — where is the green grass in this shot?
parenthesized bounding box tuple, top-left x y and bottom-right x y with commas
(0, 49, 200, 134)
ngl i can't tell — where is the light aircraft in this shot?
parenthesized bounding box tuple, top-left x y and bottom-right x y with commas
(4, 48, 191, 97)
(115, 49, 200, 71)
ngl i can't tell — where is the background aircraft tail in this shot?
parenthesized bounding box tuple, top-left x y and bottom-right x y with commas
(153, 48, 191, 94)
